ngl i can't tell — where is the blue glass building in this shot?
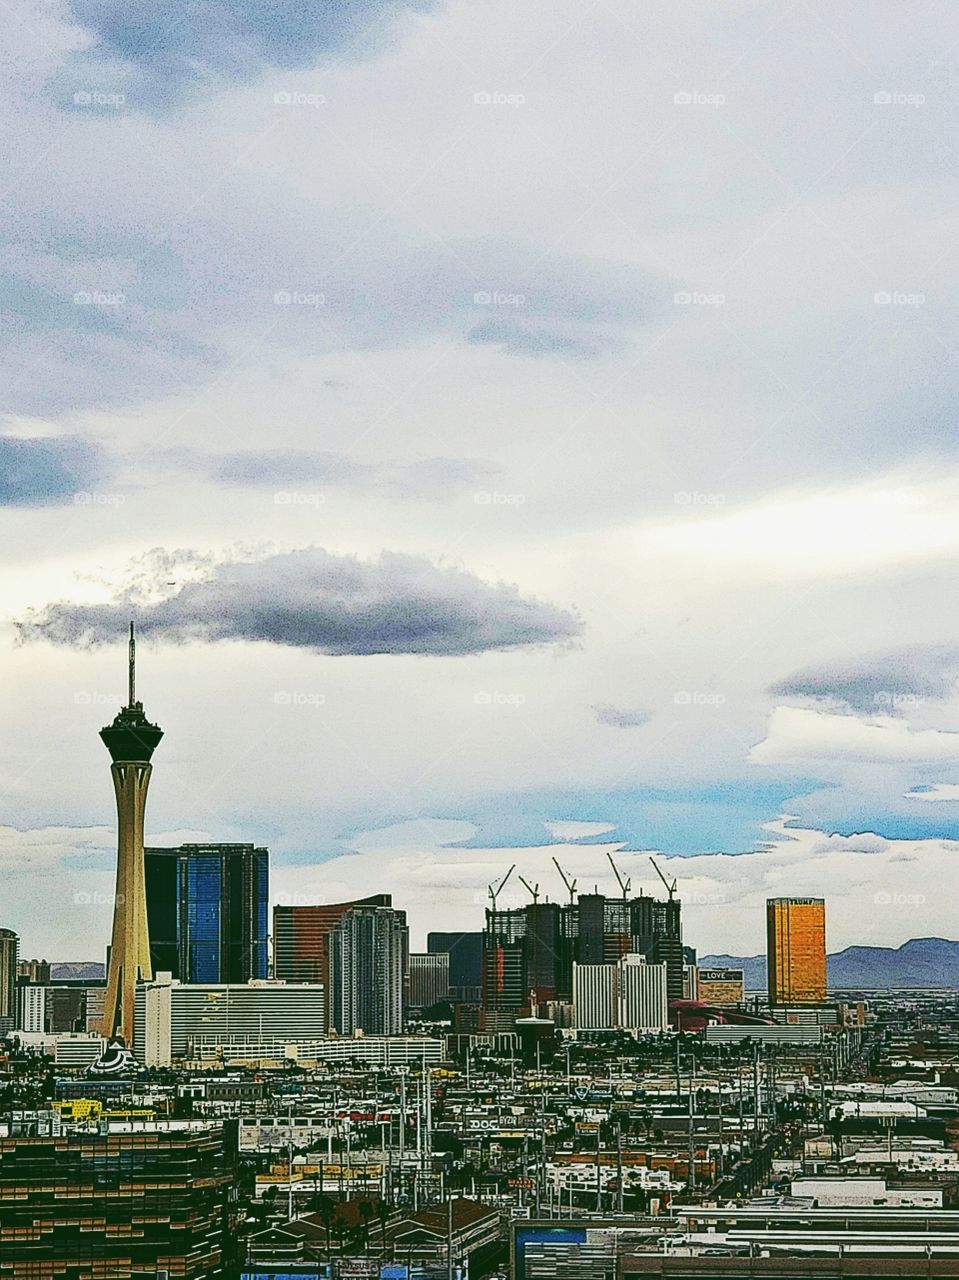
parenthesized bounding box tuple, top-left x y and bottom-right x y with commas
(145, 844, 269, 984)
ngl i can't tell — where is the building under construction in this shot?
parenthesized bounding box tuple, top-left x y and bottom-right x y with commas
(481, 859, 685, 1031)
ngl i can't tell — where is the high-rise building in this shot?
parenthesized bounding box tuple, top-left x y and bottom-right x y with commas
(572, 961, 616, 1029)
(134, 973, 327, 1066)
(16, 958, 50, 985)
(17, 985, 45, 1034)
(409, 953, 450, 1008)
(273, 895, 393, 1027)
(572, 954, 668, 1032)
(0, 1110, 234, 1279)
(145, 843, 269, 983)
(767, 897, 827, 1005)
(330, 903, 408, 1035)
(99, 624, 162, 1044)
(482, 883, 684, 1029)
(427, 931, 483, 999)
(617, 954, 669, 1032)
(0, 929, 18, 1032)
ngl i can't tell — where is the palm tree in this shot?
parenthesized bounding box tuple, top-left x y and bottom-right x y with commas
(315, 1194, 336, 1257)
(357, 1200, 374, 1251)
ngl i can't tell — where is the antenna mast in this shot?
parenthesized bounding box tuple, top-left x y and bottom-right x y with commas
(128, 621, 136, 707)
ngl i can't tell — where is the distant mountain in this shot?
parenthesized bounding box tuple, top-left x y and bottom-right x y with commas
(50, 962, 105, 981)
(699, 937, 959, 990)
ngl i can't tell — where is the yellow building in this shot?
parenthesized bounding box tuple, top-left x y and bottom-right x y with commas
(766, 897, 826, 1005)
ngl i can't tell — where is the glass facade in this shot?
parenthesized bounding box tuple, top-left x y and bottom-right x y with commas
(187, 855, 222, 983)
(146, 845, 269, 984)
(0, 1120, 234, 1280)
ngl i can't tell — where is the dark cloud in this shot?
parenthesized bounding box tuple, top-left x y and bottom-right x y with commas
(769, 645, 959, 715)
(16, 548, 582, 657)
(593, 703, 652, 729)
(56, 0, 440, 111)
(0, 435, 101, 506)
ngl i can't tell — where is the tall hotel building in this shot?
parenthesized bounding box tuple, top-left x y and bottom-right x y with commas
(145, 843, 269, 983)
(572, 955, 669, 1033)
(273, 895, 407, 1034)
(134, 974, 327, 1066)
(0, 1110, 233, 1279)
(766, 896, 827, 1005)
(0, 929, 18, 1033)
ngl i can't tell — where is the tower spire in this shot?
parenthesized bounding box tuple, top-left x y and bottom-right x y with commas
(128, 621, 135, 707)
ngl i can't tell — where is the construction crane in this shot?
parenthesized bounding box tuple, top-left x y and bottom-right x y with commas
(551, 857, 577, 904)
(649, 856, 677, 901)
(606, 852, 631, 900)
(518, 875, 540, 905)
(487, 864, 516, 913)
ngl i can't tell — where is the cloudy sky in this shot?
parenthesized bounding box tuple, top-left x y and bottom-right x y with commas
(3, 0, 959, 961)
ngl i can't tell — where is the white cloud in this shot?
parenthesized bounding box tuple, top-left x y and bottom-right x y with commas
(271, 815, 959, 956)
(905, 784, 959, 802)
(750, 706, 959, 765)
(545, 820, 616, 841)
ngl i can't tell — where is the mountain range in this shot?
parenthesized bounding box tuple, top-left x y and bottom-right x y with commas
(700, 937, 959, 990)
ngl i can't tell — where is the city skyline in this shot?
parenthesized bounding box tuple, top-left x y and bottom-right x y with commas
(3, 2, 959, 963)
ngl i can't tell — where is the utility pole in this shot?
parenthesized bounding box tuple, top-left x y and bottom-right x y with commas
(616, 1126, 624, 1213)
(674, 1037, 682, 1107)
(687, 1061, 696, 1193)
(447, 1194, 453, 1280)
(595, 1124, 603, 1212)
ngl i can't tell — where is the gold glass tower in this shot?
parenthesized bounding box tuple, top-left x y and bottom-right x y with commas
(766, 896, 827, 1006)
(100, 624, 163, 1044)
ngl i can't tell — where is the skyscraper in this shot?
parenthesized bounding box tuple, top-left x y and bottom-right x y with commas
(409, 953, 450, 1009)
(0, 929, 19, 1032)
(99, 624, 163, 1044)
(481, 882, 684, 1029)
(145, 844, 269, 983)
(330, 902, 408, 1035)
(273, 895, 393, 1027)
(767, 897, 827, 1005)
(427, 931, 483, 999)
(0, 1111, 234, 1279)
(572, 954, 668, 1032)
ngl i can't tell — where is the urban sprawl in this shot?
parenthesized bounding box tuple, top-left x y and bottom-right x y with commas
(2, 638, 957, 1279)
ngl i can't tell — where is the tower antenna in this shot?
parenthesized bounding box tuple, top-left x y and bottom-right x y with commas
(128, 621, 136, 707)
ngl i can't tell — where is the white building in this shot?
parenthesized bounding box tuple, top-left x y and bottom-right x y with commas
(134, 974, 327, 1067)
(573, 955, 668, 1033)
(573, 962, 616, 1030)
(54, 1033, 106, 1068)
(791, 1176, 947, 1208)
(18, 985, 46, 1033)
(617, 954, 669, 1033)
(189, 1033, 445, 1067)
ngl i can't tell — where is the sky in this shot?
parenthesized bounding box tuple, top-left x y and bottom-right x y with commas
(3, 0, 959, 962)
